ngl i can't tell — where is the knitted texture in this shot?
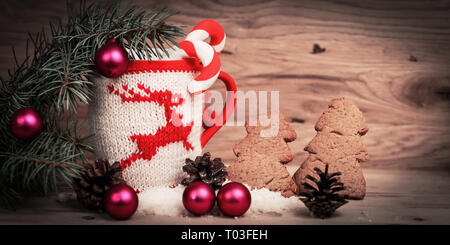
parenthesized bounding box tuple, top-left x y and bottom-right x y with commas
(88, 19, 228, 193)
(89, 55, 206, 191)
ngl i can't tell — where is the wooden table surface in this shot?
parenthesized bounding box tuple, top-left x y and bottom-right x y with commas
(1, 167, 449, 225)
(0, 0, 449, 225)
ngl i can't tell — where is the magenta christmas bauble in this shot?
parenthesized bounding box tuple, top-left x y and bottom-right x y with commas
(217, 182, 251, 217)
(10, 108, 43, 140)
(103, 183, 138, 220)
(95, 38, 129, 78)
(182, 182, 216, 216)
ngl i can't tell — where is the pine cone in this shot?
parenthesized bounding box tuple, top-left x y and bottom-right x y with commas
(74, 159, 125, 210)
(181, 152, 228, 190)
(298, 164, 349, 219)
(301, 198, 348, 219)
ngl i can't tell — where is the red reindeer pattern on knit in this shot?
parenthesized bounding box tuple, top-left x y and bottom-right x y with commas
(107, 83, 194, 169)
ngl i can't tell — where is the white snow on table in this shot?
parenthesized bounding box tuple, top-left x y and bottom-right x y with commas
(137, 185, 302, 218)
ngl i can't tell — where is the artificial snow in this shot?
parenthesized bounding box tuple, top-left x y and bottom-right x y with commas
(137, 185, 190, 217)
(137, 185, 302, 217)
(248, 188, 302, 216)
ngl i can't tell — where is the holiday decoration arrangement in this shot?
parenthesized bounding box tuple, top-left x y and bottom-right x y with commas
(0, 0, 370, 222)
(0, 0, 184, 210)
(138, 98, 369, 219)
(88, 10, 236, 196)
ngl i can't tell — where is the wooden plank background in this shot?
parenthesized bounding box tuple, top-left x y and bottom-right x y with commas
(0, 0, 449, 170)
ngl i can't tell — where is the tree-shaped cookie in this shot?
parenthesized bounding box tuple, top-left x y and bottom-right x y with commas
(227, 112, 298, 197)
(293, 97, 369, 200)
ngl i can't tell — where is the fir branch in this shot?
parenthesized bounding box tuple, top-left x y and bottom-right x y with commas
(0, 0, 184, 209)
(59, 2, 185, 61)
(0, 132, 85, 193)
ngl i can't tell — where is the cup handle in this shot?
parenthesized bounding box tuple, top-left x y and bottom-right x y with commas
(200, 71, 237, 147)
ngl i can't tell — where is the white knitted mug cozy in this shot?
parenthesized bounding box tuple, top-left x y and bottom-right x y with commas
(88, 20, 236, 192)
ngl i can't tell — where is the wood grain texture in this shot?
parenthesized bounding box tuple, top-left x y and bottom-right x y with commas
(1, 168, 449, 224)
(0, 0, 449, 169)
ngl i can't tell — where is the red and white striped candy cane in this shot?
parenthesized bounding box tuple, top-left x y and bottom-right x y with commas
(178, 19, 226, 94)
(186, 19, 226, 53)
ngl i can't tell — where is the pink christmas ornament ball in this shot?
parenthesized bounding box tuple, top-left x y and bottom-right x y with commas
(10, 107, 43, 140)
(103, 183, 139, 220)
(95, 38, 129, 78)
(182, 182, 216, 216)
(217, 182, 251, 217)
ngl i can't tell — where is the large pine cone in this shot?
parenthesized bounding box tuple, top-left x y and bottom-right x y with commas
(181, 152, 228, 190)
(298, 164, 349, 218)
(74, 159, 125, 210)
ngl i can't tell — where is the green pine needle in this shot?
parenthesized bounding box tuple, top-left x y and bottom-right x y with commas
(0, 0, 184, 209)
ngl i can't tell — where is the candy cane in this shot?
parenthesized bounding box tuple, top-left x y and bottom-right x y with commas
(178, 19, 226, 94)
(186, 19, 226, 54)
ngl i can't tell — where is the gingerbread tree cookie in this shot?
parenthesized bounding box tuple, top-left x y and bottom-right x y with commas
(227, 112, 298, 197)
(293, 97, 369, 200)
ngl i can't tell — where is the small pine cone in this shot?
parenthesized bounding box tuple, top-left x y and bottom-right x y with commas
(74, 159, 125, 210)
(181, 152, 228, 190)
(302, 198, 348, 219)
